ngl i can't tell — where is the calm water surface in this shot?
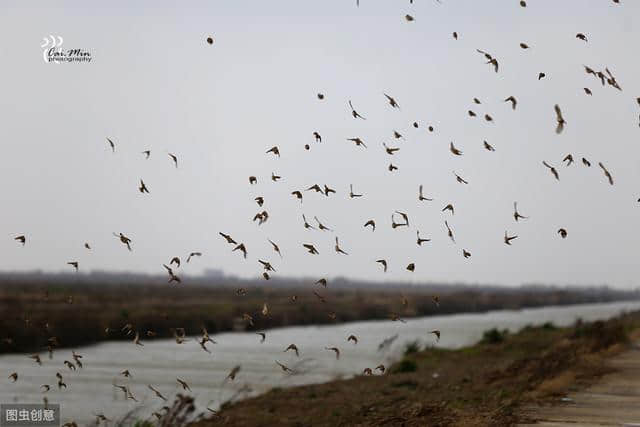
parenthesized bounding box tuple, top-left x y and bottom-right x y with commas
(1, 300, 639, 425)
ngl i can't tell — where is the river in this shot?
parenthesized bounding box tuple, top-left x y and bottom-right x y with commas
(1, 300, 639, 425)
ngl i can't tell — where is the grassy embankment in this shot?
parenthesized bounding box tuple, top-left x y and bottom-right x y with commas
(188, 310, 640, 426)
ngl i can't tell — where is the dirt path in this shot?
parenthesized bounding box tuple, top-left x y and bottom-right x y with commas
(519, 342, 640, 427)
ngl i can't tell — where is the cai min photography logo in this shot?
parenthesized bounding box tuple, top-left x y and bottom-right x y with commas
(40, 35, 93, 64)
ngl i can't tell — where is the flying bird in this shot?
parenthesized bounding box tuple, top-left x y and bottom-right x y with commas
(384, 93, 400, 109)
(106, 138, 115, 153)
(335, 237, 348, 255)
(347, 137, 367, 148)
(442, 204, 454, 215)
(258, 259, 276, 272)
(232, 243, 247, 259)
(383, 142, 400, 155)
(445, 221, 455, 243)
(349, 184, 363, 198)
(324, 184, 336, 196)
(268, 239, 283, 258)
(543, 161, 560, 180)
(219, 232, 236, 244)
(148, 385, 167, 402)
(558, 228, 568, 238)
(302, 214, 316, 230)
(419, 185, 433, 201)
(284, 343, 299, 357)
(275, 360, 293, 373)
(376, 259, 388, 272)
(513, 202, 528, 221)
(186, 252, 202, 263)
(139, 179, 149, 194)
(226, 365, 241, 381)
(348, 100, 366, 120)
(453, 171, 468, 185)
(504, 96, 517, 110)
(394, 210, 409, 226)
(364, 219, 376, 231)
(266, 146, 280, 157)
(554, 104, 566, 134)
(483, 140, 495, 151)
(416, 231, 430, 246)
(14, 235, 26, 245)
(325, 347, 340, 360)
(291, 190, 303, 202)
(168, 153, 178, 168)
(303, 243, 319, 255)
(450, 142, 463, 156)
(113, 232, 132, 251)
(504, 231, 518, 245)
(598, 162, 614, 185)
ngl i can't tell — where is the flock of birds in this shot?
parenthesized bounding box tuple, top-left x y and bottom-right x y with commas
(4, 0, 637, 425)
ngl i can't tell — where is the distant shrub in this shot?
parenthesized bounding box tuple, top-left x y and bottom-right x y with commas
(392, 358, 418, 373)
(542, 322, 556, 330)
(481, 328, 509, 344)
(404, 340, 421, 355)
(571, 319, 629, 351)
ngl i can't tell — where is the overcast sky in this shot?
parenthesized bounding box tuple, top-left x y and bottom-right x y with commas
(1, 1, 639, 288)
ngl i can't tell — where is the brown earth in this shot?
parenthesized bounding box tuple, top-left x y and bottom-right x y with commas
(189, 311, 640, 427)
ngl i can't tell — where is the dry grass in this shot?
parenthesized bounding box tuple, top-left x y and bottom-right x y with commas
(536, 371, 576, 396)
(191, 310, 640, 427)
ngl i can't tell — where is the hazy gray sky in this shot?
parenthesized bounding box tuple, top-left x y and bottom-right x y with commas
(1, 1, 639, 288)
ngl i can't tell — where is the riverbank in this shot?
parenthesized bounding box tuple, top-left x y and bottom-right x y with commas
(518, 333, 640, 426)
(1, 276, 636, 354)
(190, 310, 640, 426)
